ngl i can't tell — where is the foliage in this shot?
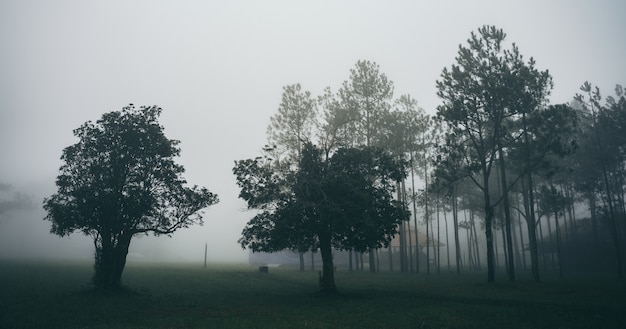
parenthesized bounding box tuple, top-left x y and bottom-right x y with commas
(43, 105, 218, 289)
(339, 60, 394, 147)
(234, 143, 409, 291)
(267, 83, 318, 164)
(435, 25, 554, 282)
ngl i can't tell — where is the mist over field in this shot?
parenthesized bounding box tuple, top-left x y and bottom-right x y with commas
(1, 0, 624, 267)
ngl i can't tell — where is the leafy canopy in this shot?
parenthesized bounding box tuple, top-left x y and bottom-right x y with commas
(44, 105, 218, 240)
(234, 143, 409, 254)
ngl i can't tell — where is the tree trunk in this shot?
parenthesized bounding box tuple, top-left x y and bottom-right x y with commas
(92, 233, 132, 291)
(465, 221, 473, 270)
(318, 234, 336, 293)
(398, 183, 407, 273)
(484, 191, 496, 282)
(554, 209, 564, 279)
(349, 249, 353, 271)
(452, 185, 462, 274)
(436, 199, 441, 274)
(299, 252, 305, 272)
(511, 211, 522, 270)
(471, 213, 482, 271)
(522, 113, 540, 282)
(498, 148, 515, 281)
(368, 248, 376, 272)
(425, 210, 430, 274)
(411, 152, 420, 273)
(546, 213, 555, 270)
(602, 167, 624, 279)
(424, 162, 430, 275)
(516, 203, 527, 270)
(402, 180, 414, 272)
(444, 208, 451, 272)
(388, 243, 393, 272)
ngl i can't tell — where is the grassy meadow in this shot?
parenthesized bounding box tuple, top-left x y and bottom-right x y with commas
(0, 260, 624, 329)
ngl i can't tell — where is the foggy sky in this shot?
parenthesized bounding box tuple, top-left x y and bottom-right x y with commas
(1, 0, 624, 263)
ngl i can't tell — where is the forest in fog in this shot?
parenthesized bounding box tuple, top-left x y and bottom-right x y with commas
(2, 1, 625, 327)
(236, 26, 626, 286)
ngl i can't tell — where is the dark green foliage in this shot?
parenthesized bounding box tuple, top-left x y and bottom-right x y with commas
(43, 105, 218, 290)
(436, 25, 556, 283)
(572, 82, 626, 279)
(234, 143, 409, 291)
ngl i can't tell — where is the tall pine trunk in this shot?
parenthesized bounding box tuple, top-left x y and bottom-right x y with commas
(498, 147, 515, 281)
(411, 152, 420, 273)
(484, 188, 496, 282)
(522, 112, 541, 282)
(554, 209, 564, 279)
(452, 185, 462, 274)
(444, 208, 451, 272)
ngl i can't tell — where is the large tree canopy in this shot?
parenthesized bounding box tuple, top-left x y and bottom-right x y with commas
(234, 143, 409, 292)
(44, 105, 218, 290)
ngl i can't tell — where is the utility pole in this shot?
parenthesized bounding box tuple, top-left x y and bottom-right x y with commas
(204, 243, 207, 268)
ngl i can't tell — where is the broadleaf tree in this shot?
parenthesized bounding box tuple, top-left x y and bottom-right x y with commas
(234, 143, 409, 292)
(43, 105, 218, 290)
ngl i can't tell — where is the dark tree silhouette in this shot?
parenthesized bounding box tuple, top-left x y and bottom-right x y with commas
(234, 143, 409, 292)
(436, 25, 553, 282)
(43, 105, 218, 290)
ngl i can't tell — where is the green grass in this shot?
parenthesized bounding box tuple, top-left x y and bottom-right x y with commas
(0, 260, 624, 329)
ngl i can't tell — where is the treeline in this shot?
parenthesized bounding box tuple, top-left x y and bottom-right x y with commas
(234, 25, 625, 286)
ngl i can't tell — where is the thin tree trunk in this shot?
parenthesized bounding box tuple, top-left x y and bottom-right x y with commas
(522, 113, 540, 282)
(493, 223, 499, 270)
(538, 216, 547, 272)
(515, 207, 525, 270)
(471, 213, 482, 271)
(484, 186, 496, 282)
(601, 167, 624, 279)
(546, 213, 555, 270)
(425, 168, 430, 275)
(444, 206, 451, 272)
(554, 209, 564, 279)
(452, 185, 462, 274)
(388, 243, 393, 272)
(398, 183, 407, 273)
(501, 220, 508, 273)
(466, 223, 473, 269)
(411, 151, 420, 273)
(403, 180, 413, 272)
(437, 198, 441, 274)
(498, 148, 515, 281)
(512, 212, 522, 270)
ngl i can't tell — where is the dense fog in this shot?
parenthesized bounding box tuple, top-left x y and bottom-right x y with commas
(1, 0, 624, 266)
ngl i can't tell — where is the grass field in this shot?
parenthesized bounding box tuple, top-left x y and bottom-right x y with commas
(0, 260, 624, 329)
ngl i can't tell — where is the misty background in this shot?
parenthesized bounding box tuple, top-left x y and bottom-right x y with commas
(1, 0, 624, 263)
